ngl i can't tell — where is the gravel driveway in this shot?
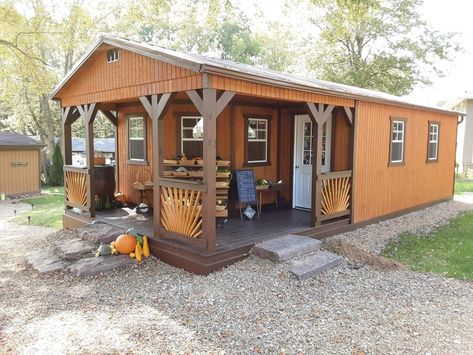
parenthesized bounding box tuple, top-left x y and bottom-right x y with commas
(1, 198, 473, 354)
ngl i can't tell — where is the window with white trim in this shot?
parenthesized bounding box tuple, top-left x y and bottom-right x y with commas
(181, 116, 203, 157)
(390, 119, 405, 163)
(247, 118, 268, 163)
(428, 123, 439, 161)
(128, 115, 146, 161)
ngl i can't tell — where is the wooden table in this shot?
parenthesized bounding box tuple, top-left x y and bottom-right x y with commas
(256, 183, 285, 216)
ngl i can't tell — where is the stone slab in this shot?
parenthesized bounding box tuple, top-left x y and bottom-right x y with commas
(77, 223, 125, 244)
(55, 239, 96, 261)
(26, 248, 69, 273)
(289, 251, 343, 281)
(251, 235, 322, 262)
(69, 255, 134, 277)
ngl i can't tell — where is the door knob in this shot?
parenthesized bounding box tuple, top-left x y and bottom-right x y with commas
(295, 165, 300, 169)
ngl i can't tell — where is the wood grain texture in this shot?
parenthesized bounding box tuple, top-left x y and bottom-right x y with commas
(0, 150, 41, 195)
(208, 74, 354, 107)
(56, 45, 203, 107)
(352, 101, 457, 223)
(331, 108, 352, 172)
(117, 103, 154, 206)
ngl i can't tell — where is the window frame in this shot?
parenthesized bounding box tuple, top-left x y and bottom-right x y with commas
(244, 114, 271, 166)
(388, 117, 407, 166)
(426, 121, 440, 163)
(179, 115, 204, 157)
(126, 113, 148, 165)
(107, 48, 119, 63)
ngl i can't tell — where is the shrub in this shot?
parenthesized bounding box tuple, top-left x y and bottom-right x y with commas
(49, 143, 64, 186)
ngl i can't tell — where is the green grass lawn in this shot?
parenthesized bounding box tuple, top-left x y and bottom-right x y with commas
(12, 185, 64, 228)
(383, 212, 473, 280)
(455, 175, 473, 195)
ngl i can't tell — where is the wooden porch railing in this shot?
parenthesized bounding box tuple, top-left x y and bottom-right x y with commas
(64, 166, 92, 214)
(318, 170, 352, 222)
(158, 178, 207, 250)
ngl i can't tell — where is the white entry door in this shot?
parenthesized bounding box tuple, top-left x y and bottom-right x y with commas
(293, 114, 331, 209)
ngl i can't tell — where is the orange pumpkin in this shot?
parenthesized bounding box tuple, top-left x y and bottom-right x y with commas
(115, 234, 136, 254)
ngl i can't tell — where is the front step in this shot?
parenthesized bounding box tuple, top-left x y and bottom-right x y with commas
(289, 251, 343, 281)
(251, 235, 322, 262)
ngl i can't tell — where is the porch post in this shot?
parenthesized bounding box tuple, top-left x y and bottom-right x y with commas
(78, 103, 98, 217)
(348, 103, 357, 223)
(139, 93, 174, 238)
(305, 103, 334, 226)
(62, 107, 80, 166)
(187, 89, 235, 253)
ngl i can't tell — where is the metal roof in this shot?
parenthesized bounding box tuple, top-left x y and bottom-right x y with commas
(71, 137, 115, 153)
(51, 34, 462, 117)
(0, 131, 45, 147)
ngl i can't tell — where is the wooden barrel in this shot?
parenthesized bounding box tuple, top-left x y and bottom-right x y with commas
(94, 165, 115, 200)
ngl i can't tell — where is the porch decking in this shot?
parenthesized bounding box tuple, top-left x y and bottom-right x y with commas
(96, 207, 312, 252)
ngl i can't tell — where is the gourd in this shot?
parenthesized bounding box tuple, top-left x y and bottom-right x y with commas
(115, 234, 136, 254)
(143, 236, 150, 257)
(134, 243, 142, 262)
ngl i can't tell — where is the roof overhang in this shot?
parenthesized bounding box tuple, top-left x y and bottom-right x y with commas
(51, 35, 464, 117)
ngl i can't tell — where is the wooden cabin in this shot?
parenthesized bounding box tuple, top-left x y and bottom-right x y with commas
(51, 35, 461, 274)
(0, 132, 44, 197)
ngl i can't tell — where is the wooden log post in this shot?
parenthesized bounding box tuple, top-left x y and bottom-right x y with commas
(305, 102, 334, 226)
(77, 103, 98, 217)
(139, 93, 175, 239)
(187, 89, 235, 253)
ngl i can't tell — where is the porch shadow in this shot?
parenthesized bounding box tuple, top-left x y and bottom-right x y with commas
(96, 208, 311, 252)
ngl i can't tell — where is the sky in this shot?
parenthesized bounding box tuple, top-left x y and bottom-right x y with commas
(16, 0, 473, 108)
(240, 0, 473, 108)
(406, 0, 473, 107)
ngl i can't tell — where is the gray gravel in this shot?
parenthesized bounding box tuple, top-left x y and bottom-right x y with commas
(330, 196, 473, 254)
(1, 199, 473, 354)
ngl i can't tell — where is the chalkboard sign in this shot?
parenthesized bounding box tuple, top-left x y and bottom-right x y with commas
(235, 169, 257, 204)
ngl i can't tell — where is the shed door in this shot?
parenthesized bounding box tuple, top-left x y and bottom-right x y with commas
(293, 114, 331, 209)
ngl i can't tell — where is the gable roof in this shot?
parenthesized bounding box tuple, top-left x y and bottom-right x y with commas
(0, 132, 45, 148)
(51, 34, 462, 117)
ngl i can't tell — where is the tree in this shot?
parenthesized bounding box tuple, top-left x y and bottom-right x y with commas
(49, 142, 64, 186)
(309, 0, 459, 95)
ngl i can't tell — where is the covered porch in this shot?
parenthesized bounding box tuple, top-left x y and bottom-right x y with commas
(61, 90, 355, 273)
(56, 37, 356, 274)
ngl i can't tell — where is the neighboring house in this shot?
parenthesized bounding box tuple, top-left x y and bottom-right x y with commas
(450, 96, 473, 174)
(51, 35, 461, 274)
(53, 137, 116, 167)
(0, 132, 45, 197)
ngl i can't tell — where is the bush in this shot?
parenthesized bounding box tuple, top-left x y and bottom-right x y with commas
(49, 143, 64, 186)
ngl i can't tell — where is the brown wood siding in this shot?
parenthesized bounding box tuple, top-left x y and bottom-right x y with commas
(57, 45, 203, 107)
(352, 101, 456, 223)
(208, 74, 355, 108)
(232, 105, 279, 205)
(117, 103, 154, 206)
(0, 150, 41, 195)
(331, 108, 352, 172)
(278, 109, 294, 203)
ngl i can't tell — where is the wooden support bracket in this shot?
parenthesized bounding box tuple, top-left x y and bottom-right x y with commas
(139, 93, 175, 240)
(100, 110, 118, 126)
(343, 106, 353, 125)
